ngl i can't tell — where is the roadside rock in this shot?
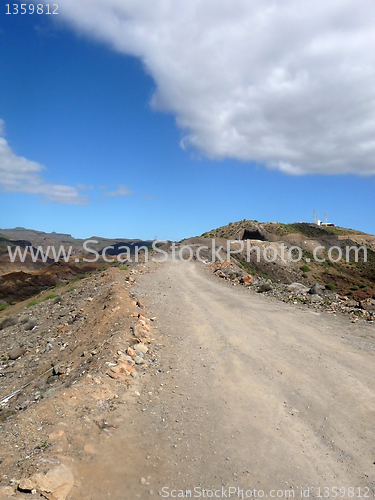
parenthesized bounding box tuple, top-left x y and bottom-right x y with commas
(23, 318, 37, 331)
(133, 343, 148, 354)
(309, 283, 326, 295)
(8, 347, 26, 360)
(127, 347, 136, 358)
(19, 464, 74, 500)
(240, 274, 253, 285)
(309, 294, 324, 303)
(134, 356, 146, 365)
(258, 283, 272, 293)
(287, 283, 309, 294)
(0, 316, 18, 330)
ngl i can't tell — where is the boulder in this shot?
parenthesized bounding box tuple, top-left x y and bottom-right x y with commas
(240, 274, 253, 285)
(287, 283, 309, 294)
(19, 464, 74, 500)
(8, 347, 26, 360)
(258, 283, 272, 293)
(133, 343, 148, 354)
(309, 294, 323, 303)
(309, 283, 325, 295)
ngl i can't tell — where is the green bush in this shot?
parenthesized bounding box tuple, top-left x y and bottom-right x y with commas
(351, 285, 360, 291)
(42, 293, 58, 301)
(325, 283, 336, 291)
(261, 274, 275, 283)
(300, 264, 311, 273)
(119, 265, 128, 270)
(0, 304, 7, 311)
(72, 274, 85, 282)
(26, 300, 39, 308)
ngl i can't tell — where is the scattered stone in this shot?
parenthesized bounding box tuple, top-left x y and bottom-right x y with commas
(23, 318, 37, 331)
(48, 430, 65, 441)
(21, 464, 74, 500)
(136, 300, 145, 309)
(258, 283, 272, 293)
(309, 294, 323, 303)
(133, 343, 148, 354)
(18, 478, 35, 492)
(134, 356, 146, 365)
(127, 347, 136, 358)
(0, 316, 18, 330)
(83, 444, 96, 455)
(240, 274, 253, 285)
(287, 283, 309, 294)
(8, 347, 26, 360)
(309, 283, 326, 295)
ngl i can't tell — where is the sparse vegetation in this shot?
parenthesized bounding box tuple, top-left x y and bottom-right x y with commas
(72, 274, 86, 282)
(26, 300, 39, 308)
(325, 283, 336, 291)
(237, 259, 256, 275)
(42, 293, 58, 301)
(119, 265, 128, 270)
(261, 273, 275, 282)
(300, 264, 311, 273)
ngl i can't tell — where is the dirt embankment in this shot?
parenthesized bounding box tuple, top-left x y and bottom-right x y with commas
(0, 264, 160, 499)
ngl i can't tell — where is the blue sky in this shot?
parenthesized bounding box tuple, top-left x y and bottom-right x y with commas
(1, 1, 374, 240)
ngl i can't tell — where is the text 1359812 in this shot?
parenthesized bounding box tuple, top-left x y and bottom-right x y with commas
(6, 4, 58, 14)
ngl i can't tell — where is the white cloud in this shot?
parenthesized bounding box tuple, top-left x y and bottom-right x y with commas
(58, 0, 375, 175)
(103, 184, 134, 197)
(0, 125, 88, 204)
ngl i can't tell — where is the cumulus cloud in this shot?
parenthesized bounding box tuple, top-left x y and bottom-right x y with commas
(57, 0, 375, 175)
(103, 184, 134, 197)
(0, 124, 88, 204)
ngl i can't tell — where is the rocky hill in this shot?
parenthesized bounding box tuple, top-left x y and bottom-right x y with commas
(191, 220, 375, 300)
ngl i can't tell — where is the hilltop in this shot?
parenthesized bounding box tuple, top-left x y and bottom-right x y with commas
(183, 219, 375, 300)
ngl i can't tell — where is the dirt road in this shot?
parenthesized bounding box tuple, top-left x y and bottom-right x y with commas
(80, 260, 375, 499)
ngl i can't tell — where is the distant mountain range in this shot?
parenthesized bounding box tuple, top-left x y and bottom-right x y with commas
(0, 228, 153, 276)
